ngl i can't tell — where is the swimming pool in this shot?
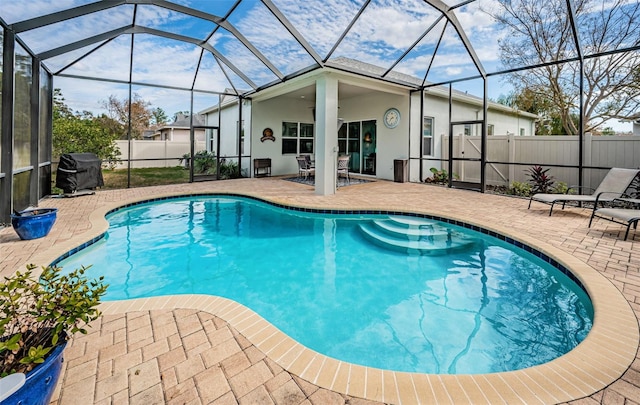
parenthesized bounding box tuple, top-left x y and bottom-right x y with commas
(56, 195, 593, 374)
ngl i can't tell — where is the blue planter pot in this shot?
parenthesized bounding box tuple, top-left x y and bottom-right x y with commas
(2, 342, 66, 405)
(10, 208, 58, 240)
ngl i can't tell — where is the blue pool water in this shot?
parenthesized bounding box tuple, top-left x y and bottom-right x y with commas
(57, 195, 593, 374)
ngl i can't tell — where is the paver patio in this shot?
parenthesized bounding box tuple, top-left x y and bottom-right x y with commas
(1, 177, 639, 404)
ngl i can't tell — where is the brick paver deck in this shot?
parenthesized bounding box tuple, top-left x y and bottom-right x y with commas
(1, 178, 639, 404)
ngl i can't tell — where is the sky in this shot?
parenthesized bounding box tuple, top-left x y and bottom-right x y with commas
(1, 0, 634, 132)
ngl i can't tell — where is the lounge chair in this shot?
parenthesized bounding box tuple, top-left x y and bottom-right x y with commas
(528, 168, 639, 216)
(589, 198, 640, 240)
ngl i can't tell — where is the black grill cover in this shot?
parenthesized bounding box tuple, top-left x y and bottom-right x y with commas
(56, 153, 104, 194)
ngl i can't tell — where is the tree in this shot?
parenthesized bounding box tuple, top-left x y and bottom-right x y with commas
(151, 107, 168, 126)
(53, 89, 120, 165)
(102, 94, 153, 139)
(496, 88, 578, 135)
(490, 0, 640, 135)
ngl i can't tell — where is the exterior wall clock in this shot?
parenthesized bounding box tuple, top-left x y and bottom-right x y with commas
(383, 108, 400, 129)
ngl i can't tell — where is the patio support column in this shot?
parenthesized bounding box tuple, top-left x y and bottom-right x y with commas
(315, 75, 338, 195)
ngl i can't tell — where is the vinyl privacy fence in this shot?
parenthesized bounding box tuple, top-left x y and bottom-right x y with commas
(443, 134, 640, 190)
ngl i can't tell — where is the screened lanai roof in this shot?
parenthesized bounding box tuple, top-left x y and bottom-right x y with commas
(1, 0, 639, 98)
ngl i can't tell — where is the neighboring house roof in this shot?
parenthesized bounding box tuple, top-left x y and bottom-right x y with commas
(153, 113, 206, 130)
(143, 114, 206, 138)
(142, 129, 158, 139)
(163, 113, 206, 129)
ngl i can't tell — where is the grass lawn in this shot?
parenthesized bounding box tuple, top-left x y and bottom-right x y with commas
(101, 167, 190, 189)
(52, 166, 191, 193)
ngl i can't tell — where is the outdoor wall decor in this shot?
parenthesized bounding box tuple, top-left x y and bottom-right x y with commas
(261, 128, 275, 142)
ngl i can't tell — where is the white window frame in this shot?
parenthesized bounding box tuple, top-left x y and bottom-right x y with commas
(422, 116, 434, 156)
(282, 122, 314, 155)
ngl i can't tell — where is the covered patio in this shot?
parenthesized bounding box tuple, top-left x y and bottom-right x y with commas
(1, 178, 638, 404)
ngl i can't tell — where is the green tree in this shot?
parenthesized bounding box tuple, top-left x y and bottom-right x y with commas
(151, 107, 168, 126)
(490, 0, 640, 135)
(52, 89, 120, 165)
(496, 88, 578, 135)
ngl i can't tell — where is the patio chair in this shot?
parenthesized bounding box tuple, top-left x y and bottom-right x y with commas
(296, 156, 315, 180)
(303, 154, 315, 168)
(337, 155, 350, 185)
(528, 167, 640, 216)
(589, 198, 640, 240)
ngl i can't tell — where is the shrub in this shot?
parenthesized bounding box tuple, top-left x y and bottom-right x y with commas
(526, 165, 555, 194)
(551, 181, 570, 194)
(425, 167, 458, 184)
(219, 160, 240, 179)
(192, 150, 217, 174)
(509, 181, 532, 197)
(0, 265, 108, 376)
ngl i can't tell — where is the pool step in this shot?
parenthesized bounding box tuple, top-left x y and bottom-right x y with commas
(358, 216, 477, 255)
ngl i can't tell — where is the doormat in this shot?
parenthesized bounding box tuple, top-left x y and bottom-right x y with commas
(283, 176, 372, 188)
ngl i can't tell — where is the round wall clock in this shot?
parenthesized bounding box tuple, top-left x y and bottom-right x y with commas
(383, 108, 400, 129)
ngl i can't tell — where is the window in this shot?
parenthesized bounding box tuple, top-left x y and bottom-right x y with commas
(464, 124, 471, 136)
(282, 122, 314, 154)
(487, 124, 494, 136)
(520, 128, 525, 136)
(423, 117, 433, 156)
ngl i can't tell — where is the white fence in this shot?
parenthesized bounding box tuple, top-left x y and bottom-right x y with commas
(442, 134, 640, 189)
(112, 140, 207, 169)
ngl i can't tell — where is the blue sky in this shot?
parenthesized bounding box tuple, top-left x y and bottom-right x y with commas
(1, 0, 633, 131)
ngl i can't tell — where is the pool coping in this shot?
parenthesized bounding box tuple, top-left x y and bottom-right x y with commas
(31, 190, 640, 404)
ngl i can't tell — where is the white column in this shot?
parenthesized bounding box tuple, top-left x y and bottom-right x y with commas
(315, 76, 339, 195)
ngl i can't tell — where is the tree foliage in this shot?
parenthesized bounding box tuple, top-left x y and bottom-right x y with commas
(490, 0, 640, 135)
(52, 89, 121, 164)
(102, 93, 153, 140)
(151, 107, 169, 126)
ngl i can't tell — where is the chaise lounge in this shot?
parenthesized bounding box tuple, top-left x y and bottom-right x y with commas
(589, 198, 640, 240)
(528, 167, 640, 216)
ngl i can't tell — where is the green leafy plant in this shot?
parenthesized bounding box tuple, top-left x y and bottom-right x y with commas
(219, 159, 240, 179)
(551, 181, 570, 195)
(508, 181, 533, 197)
(0, 264, 108, 376)
(192, 150, 217, 174)
(526, 165, 555, 194)
(425, 167, 459, 185)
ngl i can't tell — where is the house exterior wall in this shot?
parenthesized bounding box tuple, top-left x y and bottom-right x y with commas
(204, 101, 250, 159)
(251, 97, 315, 176)
(338, 92, 409, 181)
(204, 71, 535, 183)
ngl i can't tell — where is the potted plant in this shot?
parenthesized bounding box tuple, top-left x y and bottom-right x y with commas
(0, 264, 107, 404)
(11, 208, 58, 240)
